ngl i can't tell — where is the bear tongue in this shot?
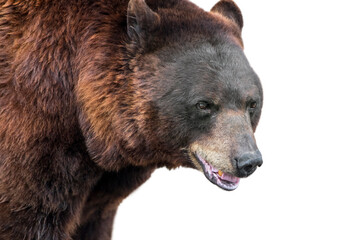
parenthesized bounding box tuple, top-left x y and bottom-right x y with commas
(210, 163, 239, 184)
(218, 172, 240, 184)
(195, 153, 240, 190)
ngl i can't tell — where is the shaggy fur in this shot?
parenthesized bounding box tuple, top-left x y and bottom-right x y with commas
(0, 0, 262, 239)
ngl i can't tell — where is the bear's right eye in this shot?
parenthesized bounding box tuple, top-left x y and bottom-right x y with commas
(195, 101, 214, 116)
(196, 101, 210, 111)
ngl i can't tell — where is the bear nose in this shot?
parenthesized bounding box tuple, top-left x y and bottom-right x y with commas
(235, 150, 263, 178)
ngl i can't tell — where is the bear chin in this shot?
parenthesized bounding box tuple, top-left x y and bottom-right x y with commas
(193, 152, 240, 191)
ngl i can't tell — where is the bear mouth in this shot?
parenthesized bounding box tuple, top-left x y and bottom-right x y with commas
(194, 153, 240, 191)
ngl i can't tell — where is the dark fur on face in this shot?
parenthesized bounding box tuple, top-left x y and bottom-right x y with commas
(0, 0, 262, 239)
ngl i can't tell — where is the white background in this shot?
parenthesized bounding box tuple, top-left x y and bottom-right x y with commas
(113, 0, 360, 239)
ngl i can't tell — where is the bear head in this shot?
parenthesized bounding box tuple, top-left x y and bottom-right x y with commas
(126, 0, 263, 190)
(77, 0, 263, 191)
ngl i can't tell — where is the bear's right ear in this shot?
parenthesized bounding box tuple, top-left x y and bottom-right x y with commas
(211, 0, 244, 32)
(127, 0, 160, 43)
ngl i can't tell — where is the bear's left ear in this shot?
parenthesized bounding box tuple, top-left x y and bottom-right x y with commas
(211, 0, 244, 32)
(127, 0, 160, 43)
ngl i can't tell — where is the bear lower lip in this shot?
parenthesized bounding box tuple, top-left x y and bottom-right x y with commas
(194, 153, 240, 191)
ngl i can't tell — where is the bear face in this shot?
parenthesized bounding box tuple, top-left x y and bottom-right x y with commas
(76, 0, 262, 190)
(124, 0, 263, 190)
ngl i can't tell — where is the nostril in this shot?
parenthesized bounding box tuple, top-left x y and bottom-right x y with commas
(235, 151, 263, 177)
(244, 164, 254, 173)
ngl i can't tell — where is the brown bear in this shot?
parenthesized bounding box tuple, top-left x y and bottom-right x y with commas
(0, 0, 263, 239)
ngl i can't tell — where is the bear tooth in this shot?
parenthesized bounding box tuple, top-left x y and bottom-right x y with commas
(218, 170, 223, 177)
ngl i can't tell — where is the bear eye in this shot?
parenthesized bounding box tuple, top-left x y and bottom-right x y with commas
(249, 101, 257, 109)
(196, 101, 210, 111)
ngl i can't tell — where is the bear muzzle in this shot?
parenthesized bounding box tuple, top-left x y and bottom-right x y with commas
(234, 150, 263, 178)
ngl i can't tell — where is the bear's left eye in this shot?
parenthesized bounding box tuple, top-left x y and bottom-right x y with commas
(248, 101, 257, 116)
(249, 101, 257, 109)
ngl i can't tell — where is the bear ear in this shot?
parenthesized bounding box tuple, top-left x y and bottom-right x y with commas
(127, 0, 160, 43)
(211, 0, 244, 31)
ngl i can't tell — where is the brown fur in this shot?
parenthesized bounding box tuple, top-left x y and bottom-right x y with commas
(0, 0, 249, 239)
